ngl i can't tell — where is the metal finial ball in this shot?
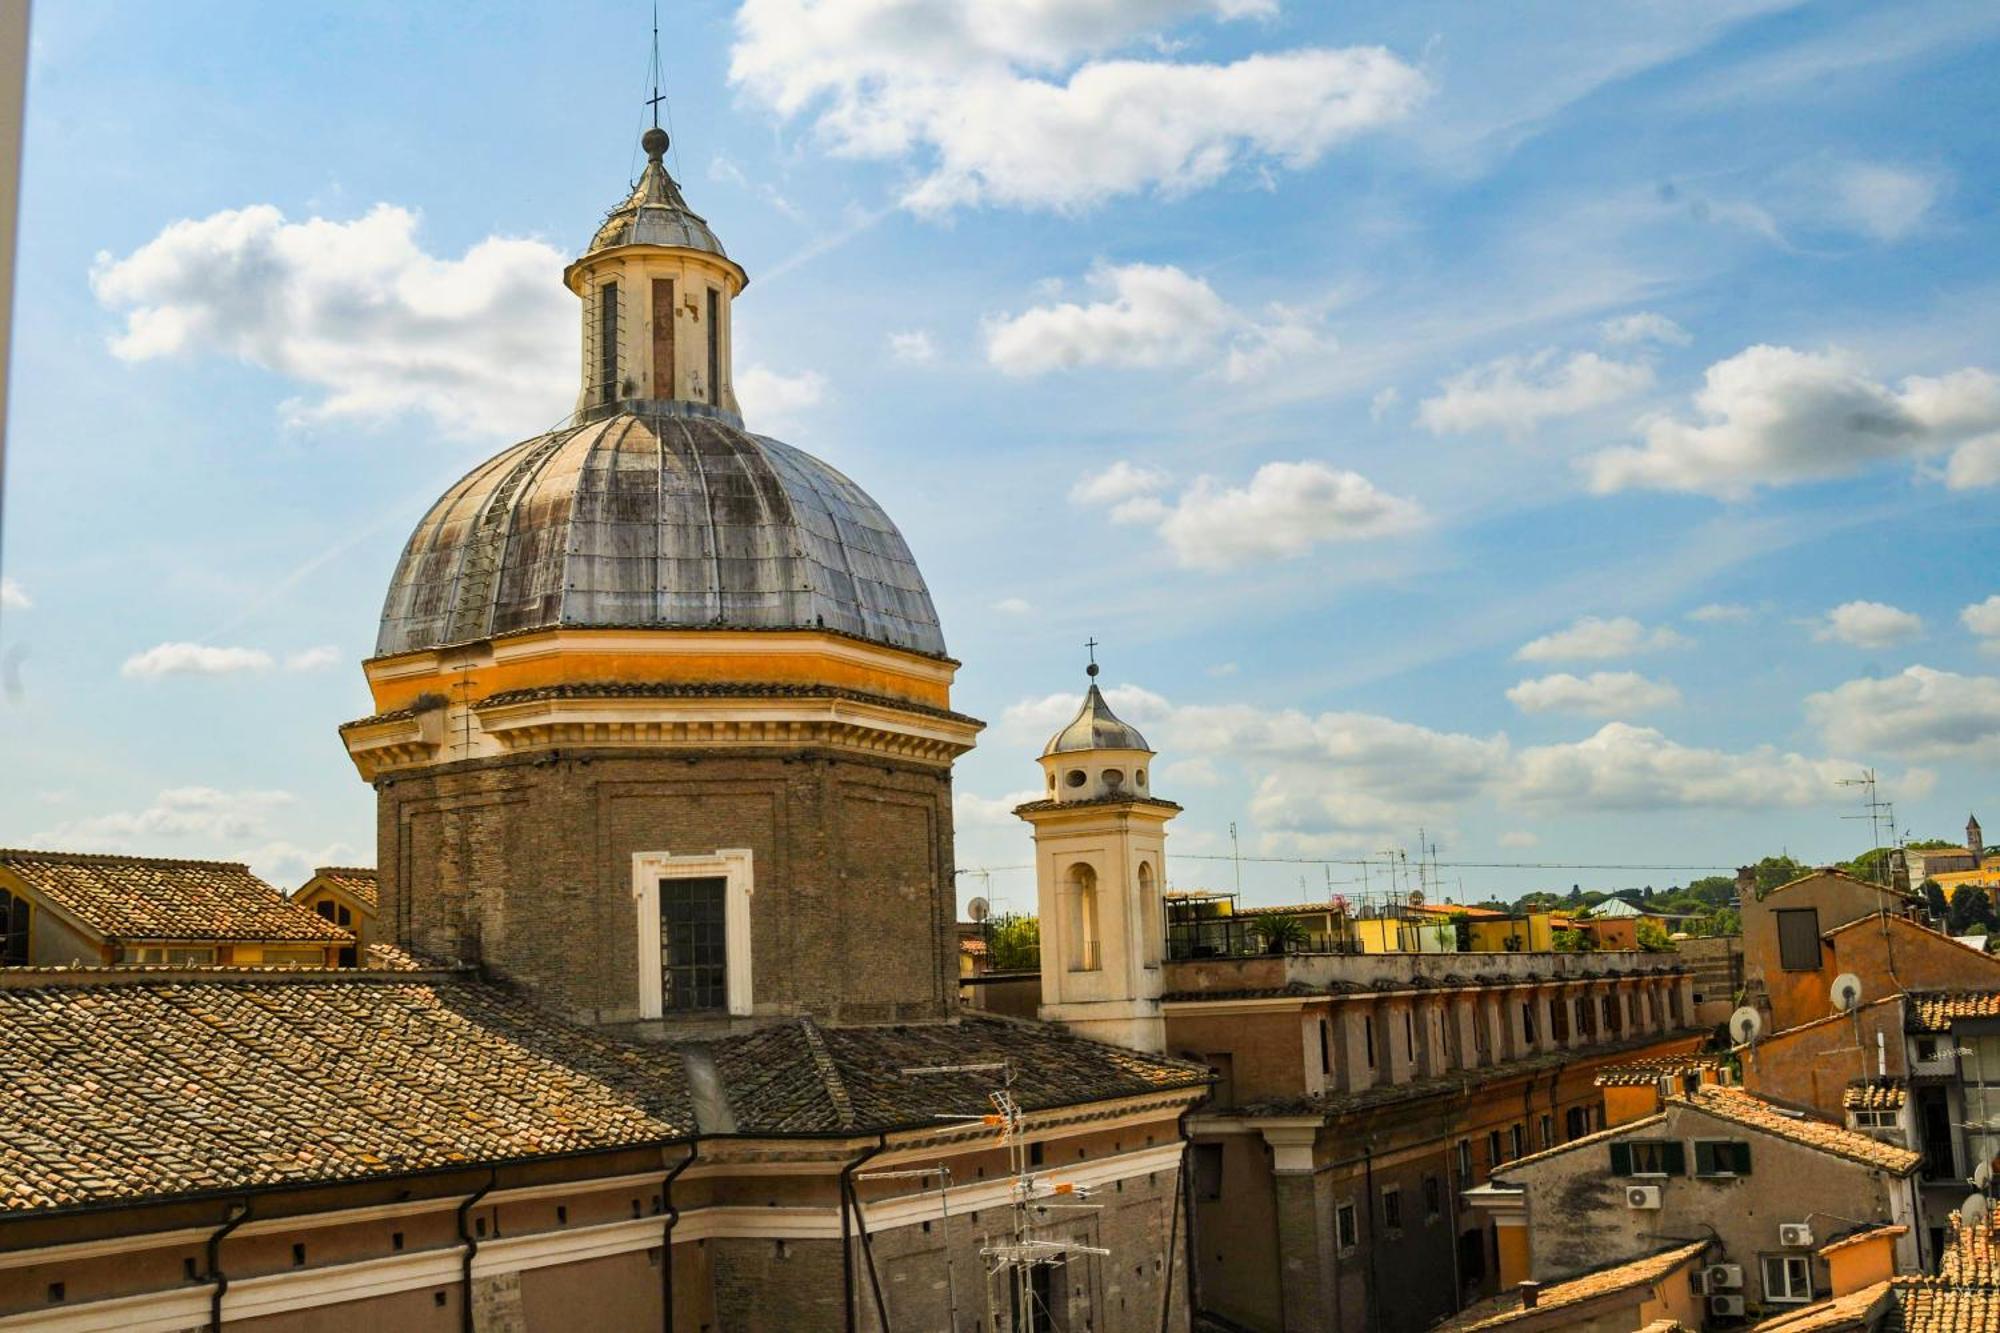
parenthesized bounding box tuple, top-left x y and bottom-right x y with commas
(642, 126, 670, 160)
(1086, 662, 1100, 678)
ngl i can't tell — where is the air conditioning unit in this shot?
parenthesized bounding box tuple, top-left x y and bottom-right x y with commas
(1705, 1263, 1744, 1289)
(1709, 1294, 1746, 1317)
(1779, 1222, 1816, 1247)
(1625, 1185, 1662, 1210)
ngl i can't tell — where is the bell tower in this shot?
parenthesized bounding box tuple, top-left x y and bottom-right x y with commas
(1015, 655, 1178, 1053)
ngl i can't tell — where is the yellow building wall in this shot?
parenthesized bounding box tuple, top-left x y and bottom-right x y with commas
(1603, 1085, 1663, 1127)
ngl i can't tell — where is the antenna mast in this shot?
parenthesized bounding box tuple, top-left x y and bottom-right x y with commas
(1838, 770, 1898, 884)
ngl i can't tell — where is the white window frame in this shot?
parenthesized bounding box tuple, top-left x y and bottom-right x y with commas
(1762, 1253, 1812, 1304)
(632, 849, 754, 1019)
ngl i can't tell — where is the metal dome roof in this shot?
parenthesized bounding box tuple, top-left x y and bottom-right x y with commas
(375, 406, 946, 658)
(1043, 682, 1152, 756)
(583, 132, 730, 264)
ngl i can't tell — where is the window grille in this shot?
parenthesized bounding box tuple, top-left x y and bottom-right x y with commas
(661, 876, 727, 1011)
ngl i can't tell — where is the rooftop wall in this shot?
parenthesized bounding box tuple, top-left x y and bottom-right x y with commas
(1164, 948, 1680, 996)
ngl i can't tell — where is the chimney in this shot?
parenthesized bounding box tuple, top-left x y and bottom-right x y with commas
(1517, 1280, 1541, 1309)
(1734, 866, 1757, 908)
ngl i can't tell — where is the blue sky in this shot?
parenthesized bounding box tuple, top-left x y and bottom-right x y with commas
(3, 0, 1999, 915)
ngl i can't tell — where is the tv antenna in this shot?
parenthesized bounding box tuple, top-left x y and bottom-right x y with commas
(1838, 770, 1898, 883)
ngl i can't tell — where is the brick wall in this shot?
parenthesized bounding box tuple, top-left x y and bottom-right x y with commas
(376, 746, 956, 1024)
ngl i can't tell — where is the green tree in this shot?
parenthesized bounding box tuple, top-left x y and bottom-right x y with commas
(1702, 907, 1741, 938)
(1252, 914, 1308, 955)
(1922, 879, 1949, 920)
(1636, 921, 1673, 952)
(1553, 929, 1592, 953)
(985, 913, 1041, 970)
(1948, 887, 1999, 937)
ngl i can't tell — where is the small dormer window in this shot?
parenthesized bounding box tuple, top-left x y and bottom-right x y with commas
(1065, 770, 1086, 788)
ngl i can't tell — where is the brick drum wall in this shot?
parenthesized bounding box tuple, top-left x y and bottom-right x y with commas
(375, 747, 957, 1024)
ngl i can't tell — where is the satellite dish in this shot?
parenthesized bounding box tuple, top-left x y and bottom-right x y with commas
(1963, 1193, 1991, 1230)
(1729, 1006, 1764, 1047)
(1407, 889, 1426, 909)
(967, 897, 990, 923)
(1831, 973, 1864, 1013)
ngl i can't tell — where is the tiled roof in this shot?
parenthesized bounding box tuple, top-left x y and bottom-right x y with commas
(1676, 1087, 1922, 1174)
(1933, 1219, 2000, 1289)
(1749, 1280, 1893, 1331)
(1496, 1111, 1670, 1174)
(707, 1016, 1210, 1135)
(1820, 1224, 1908, 1257)
(1756, 1222, 2000, 1332)
(311, 865, 378, 910)
(1909, 991, 2000, 1032)
(959, 936, 988, 956)
(0, 850, 351, 943)
(0, 976, 694, 1213)
(1437, 1240, 1711, 1331)
(1235, 902, 1342, 918)
(1594, 1053, 1725, 1087)
(1845, 1078, 1908, 1111)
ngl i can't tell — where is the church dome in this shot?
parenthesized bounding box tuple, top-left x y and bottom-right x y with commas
(374, 406, 946, 658)
(1043, 679, 1151, 755)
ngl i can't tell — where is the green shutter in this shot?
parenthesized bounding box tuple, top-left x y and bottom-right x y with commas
(1663, 1141, 1687, 1176)
(1732, 1141, 1752, 1175)
(1610, 1142, 1632, 1175)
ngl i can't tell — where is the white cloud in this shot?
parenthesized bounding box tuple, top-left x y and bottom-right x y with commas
(1807, 666, 2000, 760)
(952, 788, 1044, 829)
(1000, 683, 1172, 742)
(986, 262, 1326, 381)
(1811, 600, 1924, 648)
(735, 365, 828, 427)
(0, 577, 28, 610)
(1417, 349, 1654, 437)
(1369, 386, 1400, 421)
(1505, 671, 1682, 717)
(1962, 596, 2000, 648)
(1827, 161, 1942, 242)
(92, 204, 572, 438)
(729, 1, 1426, 215)
(1584, 346, 2000, 498)
(993, 596, 1033, 615)
(32, 786, 296, 847)
(1515, 616, 1689, 663)
(1070, 459, 1170, 507)
(1498, 831, 1539, 849)
(284, 645, 341, 672)
(121, 642, 275, 679)
(1077, 459, 1423, 570)
(1159, 757, 1221, 788)
(1599, 312, 1691, 347)
(1512, 723, 1864, 812)
(1207, 662, 1239, 678)
(888, 330, 937, 364)
(1687, 602, 1753, 623)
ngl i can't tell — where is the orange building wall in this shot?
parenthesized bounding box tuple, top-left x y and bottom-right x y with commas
(1824, 1231, 1900, 1297)
(1741, 997, 1907, 1118)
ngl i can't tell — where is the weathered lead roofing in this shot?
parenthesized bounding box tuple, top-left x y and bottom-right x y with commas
(375, 408, 947, 658)
(584, 127, 729, 264)
(1043, 679, 1152, 755)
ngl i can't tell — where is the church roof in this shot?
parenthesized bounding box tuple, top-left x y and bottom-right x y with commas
(582, 126, 730, 265)
(375, 409, 947, 659)
(0, 973, 1207, 1215)
(0, 850, 351, 943)
(1043, 679, 1151, 755)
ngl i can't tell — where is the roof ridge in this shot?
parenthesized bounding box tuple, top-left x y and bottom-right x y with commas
(797, 1017, 857, 1130)
(313, 866, 377, 876)
(0, 848, 251, 870)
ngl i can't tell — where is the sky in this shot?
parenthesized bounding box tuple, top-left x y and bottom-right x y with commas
(2, 0, 1998, 917)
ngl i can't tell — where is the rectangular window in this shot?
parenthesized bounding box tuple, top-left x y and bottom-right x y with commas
(651, 278, 675, 396)
(1456, 1138, 1473, 1184)
(1193, 1143, 1223, 1202)
(1320, 1019, 1332, 1076)
(1423, 1174, 1441, 1219)
(1762, 1254, 1812, 1304)
(1381, 1186, 1402, 1233)
(596, 281, 620, 406)
(1511, 1124, 1525, 1158)
(1364, 1014, 1376, 1068)
(1405, 1010, 1415, 1062)
(1522, 1002, 1536, 1044)
(1776, 908, 1822, 972)
(1336, 1201, 1358, 1250)
(1488, 1129, 1503, 1167)
(661, 876, 728, 1011)
(706, 288, 721, 405)
(0, 889, 29, 965)
(1693, 1140, 1753, 1177)
(1609, 1139, 1686, 1177)
(128, 945, 216, 965)
(315, 900, 336, 921)
(1539, 1115, 1553, 1149)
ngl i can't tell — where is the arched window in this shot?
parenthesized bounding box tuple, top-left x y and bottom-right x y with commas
(1138, 861, 1160, 967)
(1067, 863, 1100, 971)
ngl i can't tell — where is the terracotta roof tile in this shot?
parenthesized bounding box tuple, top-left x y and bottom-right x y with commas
(1749, 1279, 1893, 1331)
(1594, 1053, 1725, 1087)
(1819, 1224, 1908, 1257)
(1, 850, 351, 943)
(0, 976, 694, 1213)
(1437, 1240, 1711, 1331)
(1845, 1078, 1908, 1111)
(1675, 1087, 1922, 1174)
(311, 865, 378, 911)
(1910, 991, 2000, 1033)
